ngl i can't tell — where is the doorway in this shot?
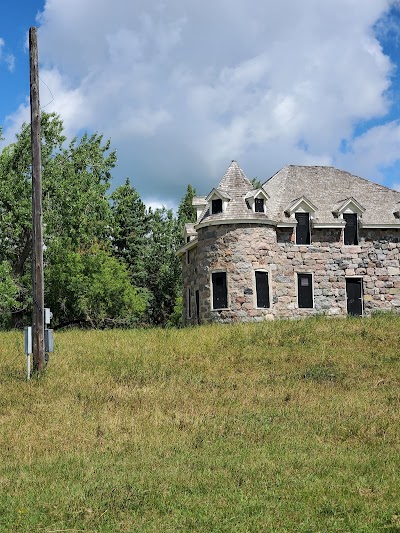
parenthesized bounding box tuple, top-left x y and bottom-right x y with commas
(346, 278, 363, 316)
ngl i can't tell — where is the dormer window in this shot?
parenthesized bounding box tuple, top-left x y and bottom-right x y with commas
(212, 198, 223, 214)
(284, 196, 317, 246)
(295, 212, 311, 244)
(205, 188, 230, 217)
(255, 198, 264, 213)
(332, 198, 365, 245)
(245, 188, 269, 214)
(344, 213, 358, 245)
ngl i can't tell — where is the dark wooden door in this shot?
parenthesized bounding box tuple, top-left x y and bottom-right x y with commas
(346, 278, 363, 316)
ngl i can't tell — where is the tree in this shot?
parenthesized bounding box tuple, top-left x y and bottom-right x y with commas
(0, 261, 19, 328)
(144, 207, 181, 325)
(45, 244, 147, 328)
(110, 179, 149, 288)
(177, 184, 197, 226)
(0, 112, 120, 327)
(251, 177, 262, 188)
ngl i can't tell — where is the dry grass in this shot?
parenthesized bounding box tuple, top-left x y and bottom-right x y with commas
(0, 315, 399, 532)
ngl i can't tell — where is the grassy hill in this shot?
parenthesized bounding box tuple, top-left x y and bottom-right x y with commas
(0, 315, 399, 532)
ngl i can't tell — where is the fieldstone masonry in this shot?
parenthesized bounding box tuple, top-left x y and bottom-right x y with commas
(182, 224, 400, 324)
(179, 161, 400, 324)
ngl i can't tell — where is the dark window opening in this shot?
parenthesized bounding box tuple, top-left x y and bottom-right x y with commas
(295, 212, 311, 244)
(212, 272, 227, 309)
(186, 249, 191, 264)
(212, 198, 223, 214)
(297, 273, 313, 308)
(255, 198, 264, 213)
(187, 288, 191, 318)
(186, 236, 190, 243)
(195, 290, 200, 324)
(255, 271, 270, 308)
(344, 213, 358, 245)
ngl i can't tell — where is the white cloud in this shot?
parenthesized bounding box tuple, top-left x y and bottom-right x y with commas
(2, 0, 400, 202)
(0, 37, 15, 73)
(0, 101, 30, 149)
(335, 120, 400, 181)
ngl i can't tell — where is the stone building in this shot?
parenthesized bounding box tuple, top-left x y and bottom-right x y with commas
(178, 161, 400, 324)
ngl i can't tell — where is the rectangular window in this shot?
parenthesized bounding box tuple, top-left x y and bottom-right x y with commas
(295, 212, 311, 244)
(255, 198, 264, 213)
(187, 288, 192, 318)
(344, 213, 358, 245)
(297, 273, 313, 308)
(255, 271, 270, 308)
(212, 198, 223, 214)
(195, 290, 200, 323)
(186, 249, 191, 265)
(212, 272, 227, 309)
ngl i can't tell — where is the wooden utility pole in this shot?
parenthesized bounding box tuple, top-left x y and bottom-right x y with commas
(29, 27, 45, 372)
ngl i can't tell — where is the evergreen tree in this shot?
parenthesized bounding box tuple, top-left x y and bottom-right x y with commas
(177, 184, 197, 226)
(110, 179, 149, 288)
(144, 207, 181, 325)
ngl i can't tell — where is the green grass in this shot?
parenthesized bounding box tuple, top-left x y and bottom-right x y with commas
(0, 315, 399, 532)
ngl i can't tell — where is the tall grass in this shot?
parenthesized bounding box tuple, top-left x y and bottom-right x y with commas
(0, 315, 399, 532)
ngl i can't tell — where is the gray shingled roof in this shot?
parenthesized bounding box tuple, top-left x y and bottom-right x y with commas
(198, 160, 270, 223)
(197, 162, 400, 226)
(263, 165, 400, 225)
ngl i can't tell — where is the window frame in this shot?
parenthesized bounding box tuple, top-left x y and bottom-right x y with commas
(211, 271, 228, 310)
(254, 198, 265, 213)
(254, 269, 271, 309)
(211, 198, 223, 214)
(343, 213, 358, 245)
(297, 272, 314, 309)
(295, 212, 311, 245)
(187, 287, 192, 318)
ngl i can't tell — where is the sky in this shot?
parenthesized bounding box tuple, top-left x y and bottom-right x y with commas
(1, 0, 400, 210)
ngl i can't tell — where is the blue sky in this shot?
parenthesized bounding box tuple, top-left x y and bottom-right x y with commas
(1, 0, 400, 209)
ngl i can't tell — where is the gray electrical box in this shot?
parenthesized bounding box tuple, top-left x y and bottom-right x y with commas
(45, 329, 54, 353)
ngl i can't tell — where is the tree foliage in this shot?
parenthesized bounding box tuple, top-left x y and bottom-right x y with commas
(110, 179, 149, 288)
(143, 207, 181, 325)
(0, 112, 194, 329)
(177, 184, 197, 226)
(45, 244, 147, 328)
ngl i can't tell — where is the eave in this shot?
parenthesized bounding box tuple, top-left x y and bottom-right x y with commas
(312, 221, 346, 228)
(177, 237, 198, 256)
(360, 223, 400, 229)
(195, 217, 277, 230)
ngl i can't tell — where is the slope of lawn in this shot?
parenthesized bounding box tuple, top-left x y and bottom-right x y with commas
(0, 314, 399, 532)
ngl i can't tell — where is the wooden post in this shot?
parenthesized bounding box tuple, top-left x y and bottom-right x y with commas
(29, 27, 45, 372)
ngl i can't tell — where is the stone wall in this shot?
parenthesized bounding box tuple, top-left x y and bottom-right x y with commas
(182, 224, 400, 324)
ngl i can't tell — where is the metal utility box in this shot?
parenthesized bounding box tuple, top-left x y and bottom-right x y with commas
(44, 329, 54, 353)
(45, 308, 52, 325)
(24, 326, 32, 355)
